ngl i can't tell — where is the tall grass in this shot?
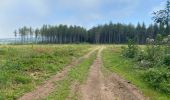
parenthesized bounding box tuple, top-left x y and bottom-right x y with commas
(0, 45, 92, 99)
(103, 46, 170, 100)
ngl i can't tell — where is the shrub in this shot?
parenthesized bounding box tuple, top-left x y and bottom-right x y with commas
(138, 60, 152, 68)
(144, 67, 170, 94)
(145, 45, 164, 66)
(122, 39, 138, 58)
(155, 34, 163, 45)
(135, 50, 146, 61)
(164, 54, 170, 66)
(165, 46, 170, 54)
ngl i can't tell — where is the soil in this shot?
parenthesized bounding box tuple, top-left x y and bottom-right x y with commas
(79, 47, 146, 100)
(18, 48, 98, 100)
(19, 47, 146, 100)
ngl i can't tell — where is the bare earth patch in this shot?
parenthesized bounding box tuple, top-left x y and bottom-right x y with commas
(19, 46, 147, 100)
(18, 47, 98, 100)
(80, 47, 146, 100)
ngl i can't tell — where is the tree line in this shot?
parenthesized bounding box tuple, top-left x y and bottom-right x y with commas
(14, 0, 170, 44)
(13, 22, 169, 44)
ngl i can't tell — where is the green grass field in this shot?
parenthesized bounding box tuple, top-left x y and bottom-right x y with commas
(0, 45, 169, 100)
(102, 46, 170, 100)
(0, 45, 92, 99)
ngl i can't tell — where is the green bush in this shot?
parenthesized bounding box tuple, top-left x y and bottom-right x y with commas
(134, 49, 154, 68)
(144, 67, 170, 94)
(122, 39, 138, 58)
(164, 54, 170, 66)
(135, 50, 146, 61)
(165, 46, 170, 54)
(138, 60, 152, 68)
(145, 45, 164, 66)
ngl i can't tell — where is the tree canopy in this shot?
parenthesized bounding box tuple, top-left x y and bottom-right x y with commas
(14, 22, 163, 44)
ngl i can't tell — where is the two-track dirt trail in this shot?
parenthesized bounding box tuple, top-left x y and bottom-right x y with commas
(19, 46, 146, 100)
(19, 47, 98, 100)
(80, 47, 146, 100)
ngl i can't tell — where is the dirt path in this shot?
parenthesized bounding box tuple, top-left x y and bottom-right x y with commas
(18, 47, 98, 100)
(80, 47, 146, 100)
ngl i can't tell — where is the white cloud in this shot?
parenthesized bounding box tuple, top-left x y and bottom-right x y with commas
(0, 0, 141, 38)
(152, 1, 165, 11)
(56, 0, 101, 9)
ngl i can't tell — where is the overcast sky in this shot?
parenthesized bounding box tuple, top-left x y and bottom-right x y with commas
(0, 0, 165, 38)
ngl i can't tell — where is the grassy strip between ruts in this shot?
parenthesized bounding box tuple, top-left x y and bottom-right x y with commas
(44, 50, 97, 100)
(0, 45, 92, 100)
(102, 46, 170, 100)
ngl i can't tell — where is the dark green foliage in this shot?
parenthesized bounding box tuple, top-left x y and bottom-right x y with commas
(144, 67, 170, 94)
(127, 34, 165, 68)
(145, 45, 164, 66)
(165, 46, 170, 54)
(138, 60, 152, 68)
(10, 0, 170, 44)
(13, 22, 166, 44)
(135, 50, 146, 61)
(155, 34, 163, 44)
(121, 34, 170, 95)
(164, 54, 170, 66)
(152, 0, 170, 35)
(104, 47, 170, 98)
(122, 39, 138, 58)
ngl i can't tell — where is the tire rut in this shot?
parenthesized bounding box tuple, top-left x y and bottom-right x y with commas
(18, 47, 98, 100)
(80, 47, 146, 100)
